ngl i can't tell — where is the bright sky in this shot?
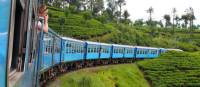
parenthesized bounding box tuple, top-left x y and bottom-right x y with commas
(121, 0, 200, 25)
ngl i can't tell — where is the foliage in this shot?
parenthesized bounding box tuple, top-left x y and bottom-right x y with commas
(48, 6, 200, 52)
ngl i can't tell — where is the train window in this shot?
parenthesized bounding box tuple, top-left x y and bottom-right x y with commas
(89, 47, 92, 53)
(90, 48, 92, 53)
(96, 47, 98, 53)
(117, 48, 119, 53)
(95, 47, 97, 53)
(80, 46, 83, 53)
(78, 45, 81, 53)
(96, 47, 99, 53)
(80, 47, 82, 53)
(88, 48, 90, 53)
(67, 46, 69, 53)
(77, 45, 79, 53)
(91, 47, 93, 53)
(74, 44, 76, 53)
(93, 47, 95, 53)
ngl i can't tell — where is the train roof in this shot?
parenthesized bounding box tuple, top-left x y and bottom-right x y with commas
(43, 37, 53, 41)
(62, 37, 84, 43)
(166, 48, 183, 51)
(134, 46, 159, 49)
(86, 41, 101, 45)
(100, 43, 112, 46)
(112, 44, 134, 48)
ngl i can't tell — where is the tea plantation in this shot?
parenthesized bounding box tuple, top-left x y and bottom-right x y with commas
(137, 51, 200, 87)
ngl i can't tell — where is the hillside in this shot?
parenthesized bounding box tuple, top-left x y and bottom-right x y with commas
(48, 64, 150, 87)
(138, 51, 200, 87)
(48, 6, 200, 52)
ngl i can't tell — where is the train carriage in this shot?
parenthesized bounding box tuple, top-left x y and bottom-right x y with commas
(99, 43, 112, 59)
(112, 44, 125, 58)
(0, 0, 12, 86)
(53, 36, 62, 64)
(135, 46, 159, 58)
(148, 47, 159, 58)
(85, 41, 101, 59)
(42, 34, 54, 70)
(62, 37, 85, 62)
(123, 45, 135, 58)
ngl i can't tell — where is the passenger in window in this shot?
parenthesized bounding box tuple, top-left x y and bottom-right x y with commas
(17, 54, 22, 72)
(38, 4, 48, 33)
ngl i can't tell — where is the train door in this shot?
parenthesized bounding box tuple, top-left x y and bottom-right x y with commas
(0, 0, 12, 87)
(7, 0, 39, 87)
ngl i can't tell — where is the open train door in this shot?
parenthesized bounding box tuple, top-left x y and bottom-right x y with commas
(0, 0, 12, 87)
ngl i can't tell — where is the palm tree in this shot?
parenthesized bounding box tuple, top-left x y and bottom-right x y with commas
(185, 7, 195, 42)
(116, 0, 126, 22)
(186, 7, 195, 30)
(123, 10, 130, 20)
(146, 7, 154, 36)
(164, 14, 171, 28)
(147, 7, 154, 22)
(172, 8, 176, 33)
(181, 14, 188, 28)
(174, 16, 180, 28)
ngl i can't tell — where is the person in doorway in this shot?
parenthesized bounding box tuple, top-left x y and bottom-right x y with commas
(38, 4, 48, 33)
(17, 54, 22, 72)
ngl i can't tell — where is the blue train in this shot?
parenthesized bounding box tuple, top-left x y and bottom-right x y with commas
(0, 0, 183, 87)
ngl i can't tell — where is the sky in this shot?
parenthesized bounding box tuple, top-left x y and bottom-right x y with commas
(119, 0, 200, 25)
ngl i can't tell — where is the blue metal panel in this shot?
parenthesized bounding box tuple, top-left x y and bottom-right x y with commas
(112, 46, 124, 58)
(136, 48, 147, 58)
(63, 40, 84, 62)
(100, 53, 110, 59)
(87, 53, 99, 59)
(112, 53, 124, 58)
(0, 0, 11, 86)
(53, 38, 61, 64)
(124, 48, 134, 58)
(100, 46, 111, 59)
(54, 53, 60, 64)
(42, 54, 52, 69)
(86, 44, 100, 59)
(64, 53, 84, 61)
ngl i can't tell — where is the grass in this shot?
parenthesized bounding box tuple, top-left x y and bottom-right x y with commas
(137, 51, 200, 87)
(48, 64, 150, 87)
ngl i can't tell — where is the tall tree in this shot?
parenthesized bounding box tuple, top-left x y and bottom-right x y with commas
(174, 16, 180, 28)
(181, 14, 189, 28)
(146, 7, 154, 36)
(186, 7, 195, 30)
(164, 14, 171, 28)
(106, 0, 117, 20)
(172, 8, 176, 34)
(147, 7, 154, 22)
(123, 10, 130, 20)
(93, 0, 104, 15)
(185, 7, 195, 42)
(116, 0, 126, 22)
